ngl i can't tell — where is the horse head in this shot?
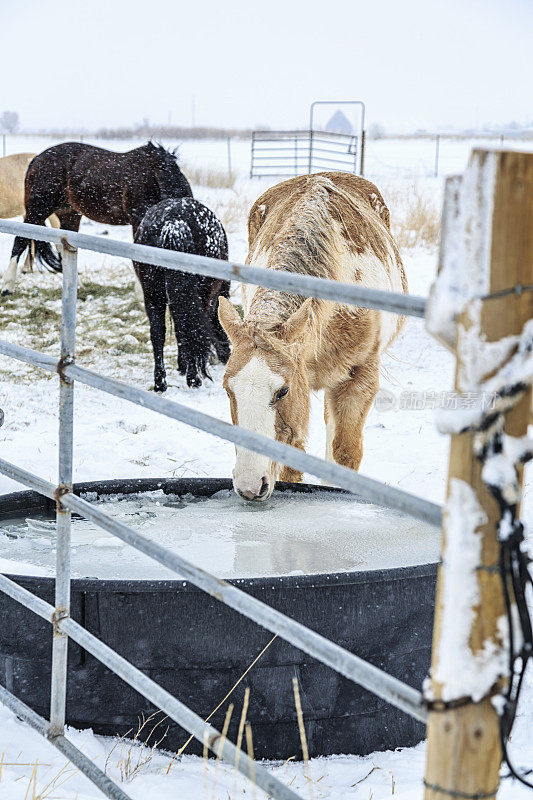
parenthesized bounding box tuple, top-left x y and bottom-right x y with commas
(218, 297, 313, 502)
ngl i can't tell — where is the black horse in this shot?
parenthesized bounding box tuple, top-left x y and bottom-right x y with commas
(134, 198, 231, 390)
(2, 141, 192, 294)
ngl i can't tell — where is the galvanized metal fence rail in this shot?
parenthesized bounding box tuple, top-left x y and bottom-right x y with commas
(0, 220, 436, 800)
(250, 130, 360, 178)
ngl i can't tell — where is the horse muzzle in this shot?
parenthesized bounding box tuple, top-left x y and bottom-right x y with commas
(233, 474, 271, 503)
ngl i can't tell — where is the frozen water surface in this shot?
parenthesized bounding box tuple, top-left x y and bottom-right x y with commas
(0, 489, 440, 580)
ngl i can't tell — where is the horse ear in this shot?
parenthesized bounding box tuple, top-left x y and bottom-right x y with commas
(248, 203, 267, 246)
(218, 297, 243, 344)
(280, 298, 313, 343)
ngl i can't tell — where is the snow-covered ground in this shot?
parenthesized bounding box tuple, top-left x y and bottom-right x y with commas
(0, 142, 531, 798)
(0, 695, 532, 800)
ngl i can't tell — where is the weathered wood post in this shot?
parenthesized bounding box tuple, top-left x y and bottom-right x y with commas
(424, 149, 533, 799)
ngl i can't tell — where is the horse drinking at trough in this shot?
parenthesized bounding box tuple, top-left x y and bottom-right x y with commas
(218, 173, 407, 502)
(2, 141, 192, 294)
(134, 198, 230, 389)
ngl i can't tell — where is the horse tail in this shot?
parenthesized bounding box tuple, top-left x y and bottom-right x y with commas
(160, 220, 217, 387)
(34, 239, 62, 272)
(160, 218, 194, 254)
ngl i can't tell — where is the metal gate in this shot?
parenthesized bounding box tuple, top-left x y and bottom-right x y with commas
(250, 100, 366, 178)
(0, 218, 434, 800)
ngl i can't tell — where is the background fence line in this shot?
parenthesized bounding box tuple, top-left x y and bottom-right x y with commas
(2, 132, 531, 179)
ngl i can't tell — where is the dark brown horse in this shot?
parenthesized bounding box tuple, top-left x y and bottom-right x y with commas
(2, 141, 192, 294)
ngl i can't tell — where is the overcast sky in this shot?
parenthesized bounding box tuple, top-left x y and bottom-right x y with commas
(1, 0, 531, 133)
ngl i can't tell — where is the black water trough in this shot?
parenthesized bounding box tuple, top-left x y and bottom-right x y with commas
(0, 478, 437, 760)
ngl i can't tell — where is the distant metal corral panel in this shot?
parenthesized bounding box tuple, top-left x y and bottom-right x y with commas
(250, 100, 365, 178)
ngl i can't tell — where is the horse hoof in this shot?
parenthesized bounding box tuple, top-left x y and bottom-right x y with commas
(1, 288, 12, 297)
(154, 381, 167, 393)
(186, 374, 202, 389)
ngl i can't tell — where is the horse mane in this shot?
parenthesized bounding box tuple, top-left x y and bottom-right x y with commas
(145, 141, 193, 199)
(247, 175, 405, 330)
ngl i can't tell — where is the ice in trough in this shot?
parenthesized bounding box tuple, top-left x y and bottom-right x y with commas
(0, 488, 440, 580)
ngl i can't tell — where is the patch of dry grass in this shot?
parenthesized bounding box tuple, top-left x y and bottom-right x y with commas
(0, 267, 153, 382)
(182, 163, 237, 190)
(383, 181, 441, 250)
(105, 711, 169, 782)
(213, 192, 249, 236)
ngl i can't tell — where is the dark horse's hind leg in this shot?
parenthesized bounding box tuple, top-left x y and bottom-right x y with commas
(134, 264, 168, 392)
(2, 188, 64, 294)
(211, 280, 231, 364)
(166, 271, 214, 388)
(55, 208, 82, 235)
(197, 277, 231, 365)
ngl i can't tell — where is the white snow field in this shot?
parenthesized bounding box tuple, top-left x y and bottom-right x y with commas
(0, 138, 531, 798)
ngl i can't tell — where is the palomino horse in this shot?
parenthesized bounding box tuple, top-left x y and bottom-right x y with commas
(134, 198, 230, 389)
(0, 153, 59, 275)
(218, 173, 407, 502)
(2, 141, 192, 294)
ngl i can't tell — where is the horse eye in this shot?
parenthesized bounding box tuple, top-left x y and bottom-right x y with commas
(274, 386, 289, 402)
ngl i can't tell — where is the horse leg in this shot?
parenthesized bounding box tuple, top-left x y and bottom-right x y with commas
(133, 275, 145, 309)
(1, 235, 30, 294)
(134, 265, 167, 392)
(211, 280, 231, 364)
(166, 271, 213, 388)
(22, 242, 35, 274)
(279, 440, 306, 484)
(21, 213, 62, 274)
(15, 181, 64, 277)
(324, 358, 380, 472)
(55, 208, 81, 234)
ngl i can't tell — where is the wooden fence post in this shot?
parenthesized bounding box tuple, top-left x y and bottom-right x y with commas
(424, 150, 533, 799)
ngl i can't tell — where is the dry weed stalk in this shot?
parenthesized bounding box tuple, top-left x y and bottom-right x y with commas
(33, 760, 79, 800)
(293, 677, 314, 800)
(245, 722, 256, 800)
(167, 634, 276, 771)
(209, 703, 233, 800)
(384, 182, 440, 249)
(23, 759, 38, 800)
(232, 687, 250, 798)
(105, 710, 168, 782)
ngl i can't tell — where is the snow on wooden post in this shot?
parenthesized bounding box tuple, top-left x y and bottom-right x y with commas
(424, 149, 533, 800)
